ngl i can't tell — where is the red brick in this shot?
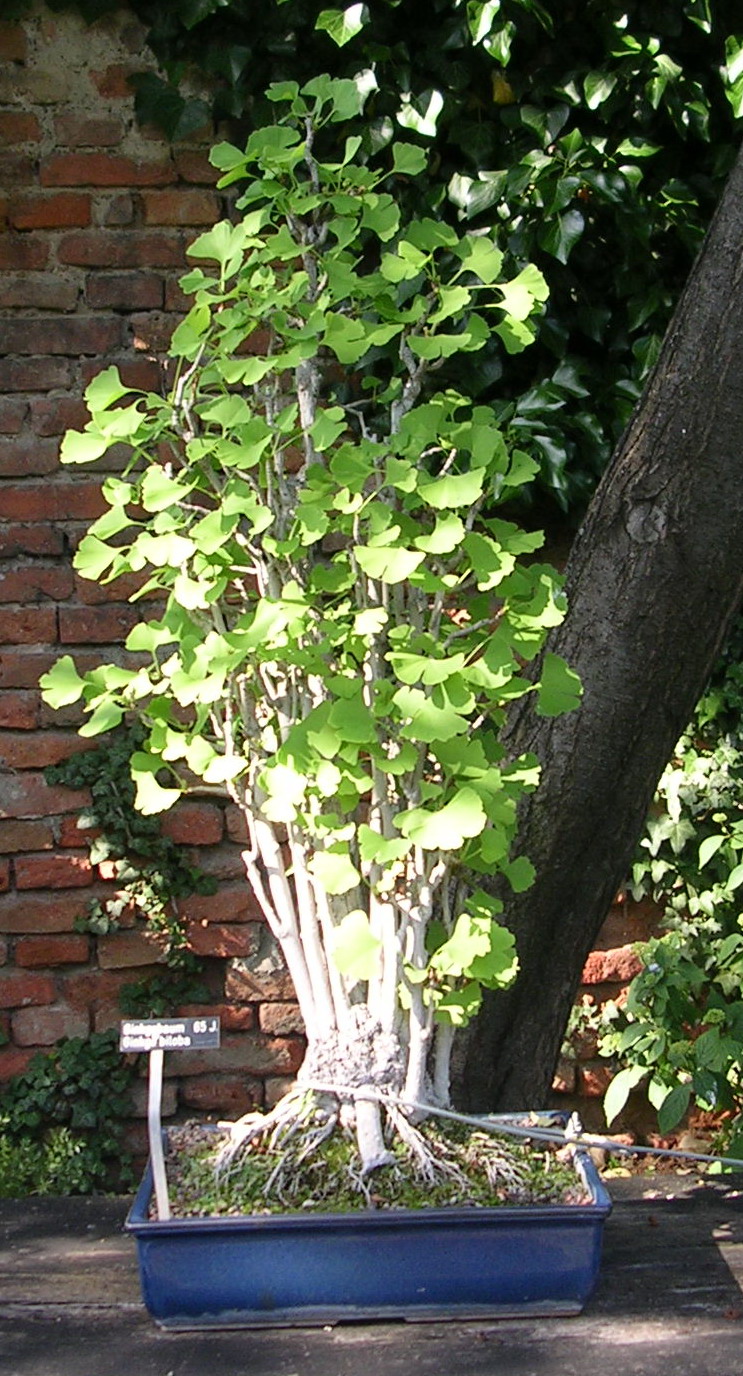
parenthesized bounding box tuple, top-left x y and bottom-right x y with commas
(180, 1075, 262, 1117)
(0, 437, 60, 477)
(8, 194, 92, 231)
(12, 1004, 90, 1046)
(102, 194, 135, 227)
(225, 805, 249, 844)
(85, 272, 164, 311)
(0, 860, 8, 893)
(0, 112, 41, 143)
(0, 399, 27, 434)
(0, 819, 53, 853)
(54, 113, 124, 147)
(41, 153, 174, 188)
(141, 190, 220, 226)
(175, 1033, 304, 1078)
(90, 64, 146, 100)
(72, 569, 156, 605)
(58, 815, 97, 847)
(0, 155, 36, 189)
(0, 691, 39, 730)
(174, 151, 218, 185)
(0, 526, 65, 558)
(80, 357, 163, 391)
(0, 732, 90, 771)
(0, 480, 105, 521)
(3, 317, 122, 356)
(0, 1046, 35, 1081)
(579, 1061, 615, 1097)
(0, 972, 55, 1009)
(0, 773, 89, 823)
(0, 647, 126, 690)
(0, 275, 79, 311)
(97, 931, 163, 969)
(161, 803, 224, 846)
(0, 564, 72, 600)
(258, 1002, 304, 1035)
(0, 606, 57, 645)
(225, 953, 295, 1003)
(552, 1056, 578, 1095)
(130, 1078, 178, 1119)
(0, 359, 73, 391)
(265, 1076, 295, 1108)
(181, 885, 263, 924)
(59, 230, 186, 269)
(58, 603, 141, 644)
(130, 312, 182, 353)
(15, 852, 94, 890)
(62, 969, 130, 1022)
(0, 890, 93, 935)
(0, 24, 27, 62)
(15, 934, 90, 968)
(29, 397, 88, 436)
(181, 1001, 255, 1032)
(0, 941, 6, 967)
(187, 921, 258, 959)
(581, 945, 643, 985)
(0, 237, 49, 271)
(163, 277, 190, 312)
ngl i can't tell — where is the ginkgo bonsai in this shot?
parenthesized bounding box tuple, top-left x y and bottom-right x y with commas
(41, 74, 580, 1184)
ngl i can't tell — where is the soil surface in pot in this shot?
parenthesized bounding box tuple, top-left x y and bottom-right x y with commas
(160, 1118, 588, 1219)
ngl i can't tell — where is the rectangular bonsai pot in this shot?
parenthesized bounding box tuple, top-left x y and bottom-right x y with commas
(125, 1115, 612, 1329)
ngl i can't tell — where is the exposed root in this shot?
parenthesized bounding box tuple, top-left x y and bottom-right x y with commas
(215, 1087, 337, 1179)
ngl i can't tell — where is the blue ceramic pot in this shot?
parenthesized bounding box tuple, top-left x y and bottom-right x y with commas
(125, 1114, 611, 1329)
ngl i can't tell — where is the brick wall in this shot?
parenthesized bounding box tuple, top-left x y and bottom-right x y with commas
(0, 5, 305, 1154)
(0, 4, 660, 1150)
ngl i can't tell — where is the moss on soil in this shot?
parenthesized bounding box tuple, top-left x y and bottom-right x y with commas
(162, 1117, 586, 1219)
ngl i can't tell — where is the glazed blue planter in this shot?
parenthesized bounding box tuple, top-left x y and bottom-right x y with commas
(126, 1118, 611, 1329)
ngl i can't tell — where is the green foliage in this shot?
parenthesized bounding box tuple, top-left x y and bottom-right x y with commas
(600, 618, 743, 1141)
(119, 968, 211, 1017)
(0, 1031, 136, 1195)
(32, 0, 743, 512)
(45, 726, 217, 966)
(40, 75, 576, 1054)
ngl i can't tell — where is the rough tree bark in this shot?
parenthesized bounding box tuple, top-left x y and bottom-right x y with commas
(460, 139, 743, 1111)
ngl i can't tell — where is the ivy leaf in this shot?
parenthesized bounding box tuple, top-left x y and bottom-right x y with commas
(330, 909, 382, 981)
(539, 209, 585, 265)
(316, 5, 369, 48)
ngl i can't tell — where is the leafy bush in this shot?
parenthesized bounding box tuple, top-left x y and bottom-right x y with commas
(0, 1031, 137, 1195)
(600, 620, 743, 1150)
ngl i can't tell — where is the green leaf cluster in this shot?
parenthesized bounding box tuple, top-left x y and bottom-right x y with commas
(41, 76, 580, 1033)
(599, 616, 743, 1143)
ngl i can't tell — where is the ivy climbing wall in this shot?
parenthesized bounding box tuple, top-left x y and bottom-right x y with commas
(0, 3, 660, 1152)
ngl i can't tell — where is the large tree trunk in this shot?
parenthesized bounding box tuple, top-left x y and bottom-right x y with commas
(460, 140, 743, 1111)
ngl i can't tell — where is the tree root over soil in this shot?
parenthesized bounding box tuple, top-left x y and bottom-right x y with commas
(159, 1091, 586, 1219)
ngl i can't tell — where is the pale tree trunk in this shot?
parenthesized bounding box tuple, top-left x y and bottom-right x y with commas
(460, 139, 743, 1111)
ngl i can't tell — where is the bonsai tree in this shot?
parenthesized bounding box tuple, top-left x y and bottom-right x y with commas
(41, 74, 579, 1178)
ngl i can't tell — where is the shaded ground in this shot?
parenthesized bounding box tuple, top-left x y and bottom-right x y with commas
(1, 1174, 742, 1376)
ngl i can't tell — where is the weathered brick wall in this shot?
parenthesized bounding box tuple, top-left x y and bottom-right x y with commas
(0, 5, 305, 1153)
(0, 4, 660, 1149)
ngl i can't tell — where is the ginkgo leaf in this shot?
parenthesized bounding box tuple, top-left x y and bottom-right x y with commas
(330, 909, 382, 981)
(396, 788, 487, 851)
